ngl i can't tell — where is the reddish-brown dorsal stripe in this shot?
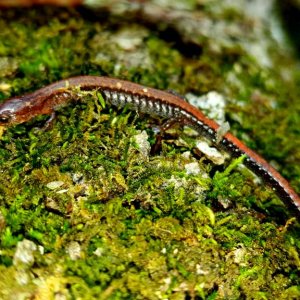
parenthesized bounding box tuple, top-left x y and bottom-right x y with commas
(0, 75, 299, 217)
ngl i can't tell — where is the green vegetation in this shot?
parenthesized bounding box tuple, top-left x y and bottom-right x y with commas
(0, 5, 299, 300)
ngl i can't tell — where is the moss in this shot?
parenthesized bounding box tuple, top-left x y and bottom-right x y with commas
(0, 5, 299, 300)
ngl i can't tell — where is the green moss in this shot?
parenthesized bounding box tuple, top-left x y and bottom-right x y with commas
(0, 5, 299, 300)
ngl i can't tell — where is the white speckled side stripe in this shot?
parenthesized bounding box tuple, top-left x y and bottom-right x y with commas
(102, 89, 218, 138)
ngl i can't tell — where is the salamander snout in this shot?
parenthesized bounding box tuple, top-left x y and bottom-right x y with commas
(0, 97, 27, 126)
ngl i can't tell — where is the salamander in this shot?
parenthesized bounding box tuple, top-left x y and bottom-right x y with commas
(0, 75, 299, 216)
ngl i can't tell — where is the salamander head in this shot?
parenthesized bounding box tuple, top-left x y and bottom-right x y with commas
(0, 111, 13, 125)
(0, 97, 30, 126)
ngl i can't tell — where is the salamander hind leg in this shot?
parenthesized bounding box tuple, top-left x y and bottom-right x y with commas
(150, 117, 186, 155)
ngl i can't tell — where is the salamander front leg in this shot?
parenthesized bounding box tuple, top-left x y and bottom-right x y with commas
(33, 112, 56, 132)
(44, 112, 56, 130)
(150, 117, 186, 155)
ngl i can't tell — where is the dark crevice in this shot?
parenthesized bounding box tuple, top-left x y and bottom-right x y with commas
(276, 0, 300, 58)
(77, 6, 203, 59)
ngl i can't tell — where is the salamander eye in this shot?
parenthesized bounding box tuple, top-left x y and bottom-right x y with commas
(0, 113, 12, 123)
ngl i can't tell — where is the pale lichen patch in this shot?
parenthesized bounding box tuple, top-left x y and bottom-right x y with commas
(196, 140, 226, 165)
(13, 240, 38, 267)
